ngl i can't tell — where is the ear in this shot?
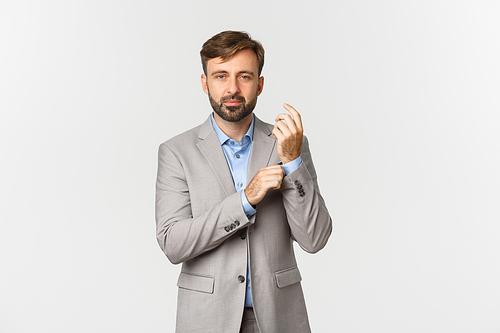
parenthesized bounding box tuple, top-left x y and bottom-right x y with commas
(257, 76, 264, 96)
(201, 74, 208, 95)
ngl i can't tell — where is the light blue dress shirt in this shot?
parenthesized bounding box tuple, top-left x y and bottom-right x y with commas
(210, 113, 302, 307)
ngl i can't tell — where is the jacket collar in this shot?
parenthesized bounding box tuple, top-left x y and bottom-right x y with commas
(196, 113, 276, 197)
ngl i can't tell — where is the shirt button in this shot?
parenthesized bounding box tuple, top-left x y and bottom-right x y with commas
(238, 183, 243, 187)
(238, 275, 245, 283)
(230, 141, 234, 145)
(236, 154, 240, 159)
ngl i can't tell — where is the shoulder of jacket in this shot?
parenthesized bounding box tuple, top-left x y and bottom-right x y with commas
(160, 122, 204, 148)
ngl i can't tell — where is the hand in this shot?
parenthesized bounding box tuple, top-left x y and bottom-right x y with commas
(244, 165, 285, 206)
(273, 104, 303, 164)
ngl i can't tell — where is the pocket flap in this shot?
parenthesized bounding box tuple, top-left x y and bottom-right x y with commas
(275, 266, 302, 288)
(177, 272, 215, 294)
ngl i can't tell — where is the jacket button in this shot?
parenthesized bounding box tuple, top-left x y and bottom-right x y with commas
(234, 220, 240, 226)
(238, 275, 245, 283)
(294, 180, 301, 186)
(224, 226, 230, 232)
(240, 232, 246, 239)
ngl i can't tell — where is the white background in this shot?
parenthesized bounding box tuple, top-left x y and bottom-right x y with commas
(1, 1, 499, 332)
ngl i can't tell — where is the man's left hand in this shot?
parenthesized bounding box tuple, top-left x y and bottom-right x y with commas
(273, 103, 303, 164)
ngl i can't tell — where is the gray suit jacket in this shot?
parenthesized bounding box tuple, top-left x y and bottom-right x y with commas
(156, 114, 332, 333)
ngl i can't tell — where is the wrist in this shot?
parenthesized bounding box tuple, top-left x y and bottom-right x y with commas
(281, 155, 299, 165)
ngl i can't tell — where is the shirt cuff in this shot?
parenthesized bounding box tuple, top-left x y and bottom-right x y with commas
(241, 190, 257, 217)
(280, 156, 302, 176)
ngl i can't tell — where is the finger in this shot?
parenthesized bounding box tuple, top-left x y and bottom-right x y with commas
(263, 173, 283, 182)
(260, 165, 285, 175)
(267, 176, 283, 189)
(271, 180, 282, 190)
(274, 113, 298, 134)
(272, 126, 285, 142)
(270, 165, 286, 177)
(262, 177, 282, 190)
(283, 103, 303, 131)
(271, 164, 285, 172)
(274, 120, 292, 137)
(279, 165, 285, 176)
(262, 164, 286, 177)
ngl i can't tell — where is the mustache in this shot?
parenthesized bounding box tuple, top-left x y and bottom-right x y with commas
(220, 95, 246, 103)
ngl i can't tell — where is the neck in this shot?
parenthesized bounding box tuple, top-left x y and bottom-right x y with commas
(213, 112, 253, 142)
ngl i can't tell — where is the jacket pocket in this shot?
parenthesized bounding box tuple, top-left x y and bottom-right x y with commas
(275, 266, 302, 288)
(177, 272, 215, 294)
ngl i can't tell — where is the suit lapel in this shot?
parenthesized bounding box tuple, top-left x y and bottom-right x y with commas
(196, 114, 277, 197)
(196, 116, 236, 197)
(248, 116, 277, 180)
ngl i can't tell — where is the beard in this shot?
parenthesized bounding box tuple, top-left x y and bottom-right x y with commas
(208, 89, 258, 122)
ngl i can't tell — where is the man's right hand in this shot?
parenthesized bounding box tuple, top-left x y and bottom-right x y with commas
(244, 165, 285, 206)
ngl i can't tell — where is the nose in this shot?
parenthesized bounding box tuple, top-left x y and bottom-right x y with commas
(226, 77, 240, 95)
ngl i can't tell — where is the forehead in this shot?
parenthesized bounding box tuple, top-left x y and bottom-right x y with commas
(207, 48, 259, 74)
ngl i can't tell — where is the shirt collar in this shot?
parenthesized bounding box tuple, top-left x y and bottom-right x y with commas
(210, 113, 255, 146)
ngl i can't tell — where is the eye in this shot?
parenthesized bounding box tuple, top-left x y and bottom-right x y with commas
(216, 75, 225, 79)
(240, 75, 250, 80)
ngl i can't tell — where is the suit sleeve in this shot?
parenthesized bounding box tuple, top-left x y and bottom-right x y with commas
(279, 136, 333, 253)
(155, 143, 253, 265)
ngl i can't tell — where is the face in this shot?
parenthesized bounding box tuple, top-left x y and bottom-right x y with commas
(201, 48, 264, 123)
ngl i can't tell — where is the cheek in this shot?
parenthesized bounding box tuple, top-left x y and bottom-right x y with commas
(243, 83, 258, 94)
(207, 82, 224, 95)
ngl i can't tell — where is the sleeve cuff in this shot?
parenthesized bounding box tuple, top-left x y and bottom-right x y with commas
(280, 156, 302, 176)
(241, 190, 257, 217)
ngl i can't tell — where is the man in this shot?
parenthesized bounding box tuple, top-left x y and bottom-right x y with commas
(156, 31, 332, 333)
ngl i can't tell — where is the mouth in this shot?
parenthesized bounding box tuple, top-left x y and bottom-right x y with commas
(224, 100, 242, 107)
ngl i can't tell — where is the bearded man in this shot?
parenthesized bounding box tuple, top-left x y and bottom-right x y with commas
(156, 30, 333, 333)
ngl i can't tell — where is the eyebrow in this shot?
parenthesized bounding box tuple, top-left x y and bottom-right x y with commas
(210, 70, 255, 76)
